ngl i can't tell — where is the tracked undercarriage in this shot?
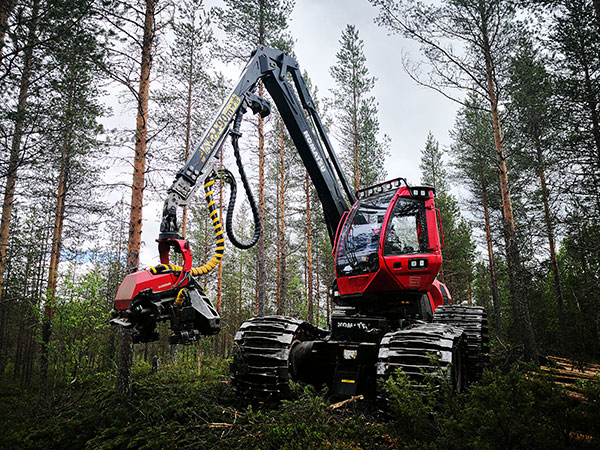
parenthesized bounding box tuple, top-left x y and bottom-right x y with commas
(231, 303, 489, 400)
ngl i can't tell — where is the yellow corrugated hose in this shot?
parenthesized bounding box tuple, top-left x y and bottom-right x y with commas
(161, 177, 225, 307)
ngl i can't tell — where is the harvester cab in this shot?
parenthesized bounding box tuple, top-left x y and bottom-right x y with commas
(334, 179, 443, 300)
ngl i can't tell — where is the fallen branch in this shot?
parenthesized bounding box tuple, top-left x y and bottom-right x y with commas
(206, 422, 234, 428)
(328, 395, 364, 410)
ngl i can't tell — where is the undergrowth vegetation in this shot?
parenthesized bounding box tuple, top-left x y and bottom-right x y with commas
(1, 356, 598, 449)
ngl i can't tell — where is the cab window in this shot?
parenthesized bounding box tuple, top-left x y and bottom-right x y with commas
(336, 191, 394, 277)
(383, 198, 428, 255)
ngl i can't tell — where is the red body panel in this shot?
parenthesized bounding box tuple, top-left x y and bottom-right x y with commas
(114, 270, 187, 311)
(335, 185, 444, 297)
(427, 279, 452, 313)
(113, 238, 193, 311)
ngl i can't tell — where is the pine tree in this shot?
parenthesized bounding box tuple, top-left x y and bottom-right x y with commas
(549, 0, 600, 218)
(0, 0, 39, 325)
(114, 0, 158, 396)
(373, 0, 539, 361)
(154, 0, 219, 237)
(215, 0, 295, 317)
(39, 0, 106, 396)
(329, 24, 389, 192)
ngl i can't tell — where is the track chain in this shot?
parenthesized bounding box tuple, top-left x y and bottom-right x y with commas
(231, 315, 320, 398)
(433, 305, 489, 383)
(377, 322, 465, 389)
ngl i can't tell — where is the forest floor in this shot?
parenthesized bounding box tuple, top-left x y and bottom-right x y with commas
(1, 354, 599, 450)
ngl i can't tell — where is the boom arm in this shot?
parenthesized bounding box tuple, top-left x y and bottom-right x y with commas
(159, 45, 355, 244)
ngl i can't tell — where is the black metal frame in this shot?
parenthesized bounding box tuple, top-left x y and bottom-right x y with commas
(159, 45, 355, 244)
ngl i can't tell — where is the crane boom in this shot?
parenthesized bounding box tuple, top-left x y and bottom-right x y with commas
(160, 45, 354, 245)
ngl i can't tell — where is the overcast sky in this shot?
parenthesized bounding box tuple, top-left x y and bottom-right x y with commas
(137, 0, 462, 265)
(288, 0, 460, 182)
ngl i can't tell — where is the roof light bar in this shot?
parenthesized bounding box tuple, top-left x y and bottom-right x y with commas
(355, 177, 410, 200)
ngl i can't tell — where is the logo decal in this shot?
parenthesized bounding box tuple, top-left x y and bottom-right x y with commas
(409, 276, 421, 287)
(197, 93, 242, 160)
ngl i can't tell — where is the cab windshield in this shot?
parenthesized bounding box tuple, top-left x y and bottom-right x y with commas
(383, 198, 428, 255)
(336, 191, 394, 277)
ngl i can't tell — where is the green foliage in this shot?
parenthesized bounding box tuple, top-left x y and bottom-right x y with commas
(1, 357, 599, 450)
(253, 385, 379, 450)
(381, 368, 442, 443)
(420, 132, 476, 301)
(329, 24, 390, 191)
(214, 0, 295, 60)
(382, 365, 597, 450)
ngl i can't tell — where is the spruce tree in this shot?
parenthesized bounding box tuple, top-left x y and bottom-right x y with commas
(506, 37, 567, 348)
(450, 93, 504, 339)
(419, 132, 475, 302)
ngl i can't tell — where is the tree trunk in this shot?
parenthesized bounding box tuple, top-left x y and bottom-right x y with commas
(0, 0, 38, 362)
(480, 2, 537, 361)
(117, 0, 155, 396)
(479, 160, 503, 339)
(533, 135, 565, 348)
(254, 0, 266, 316)
(256, 82, 266, 316)
(40, 85, 73, 397)
(277, 119, 286, 315)
(306, 172, 313, 324)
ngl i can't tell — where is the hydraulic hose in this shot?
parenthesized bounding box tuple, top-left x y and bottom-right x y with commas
(224, 108, 261, 249)
(152, 108, 261, 285)
(190, 177, 226, 274)
(160, 177, 225, 282)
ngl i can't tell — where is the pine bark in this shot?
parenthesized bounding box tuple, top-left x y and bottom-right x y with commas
(0, 0, 38, 359)
(256, 83, 266, 316)
(276, 120, 286, 315)
(533, 135, 565, 347)
(255, 0, 267, 316)
(480, 3, 537, 361)
(480, 167, 503, 339)
(117, 0, 155, 396)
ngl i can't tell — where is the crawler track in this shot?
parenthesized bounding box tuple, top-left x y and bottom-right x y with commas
(376, 323, 466, 389)
(433, 305, 489, 383)
(231, 315, 322, 398)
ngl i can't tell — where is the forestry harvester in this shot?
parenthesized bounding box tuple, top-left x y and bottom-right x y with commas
(111, 46, 488, 398)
